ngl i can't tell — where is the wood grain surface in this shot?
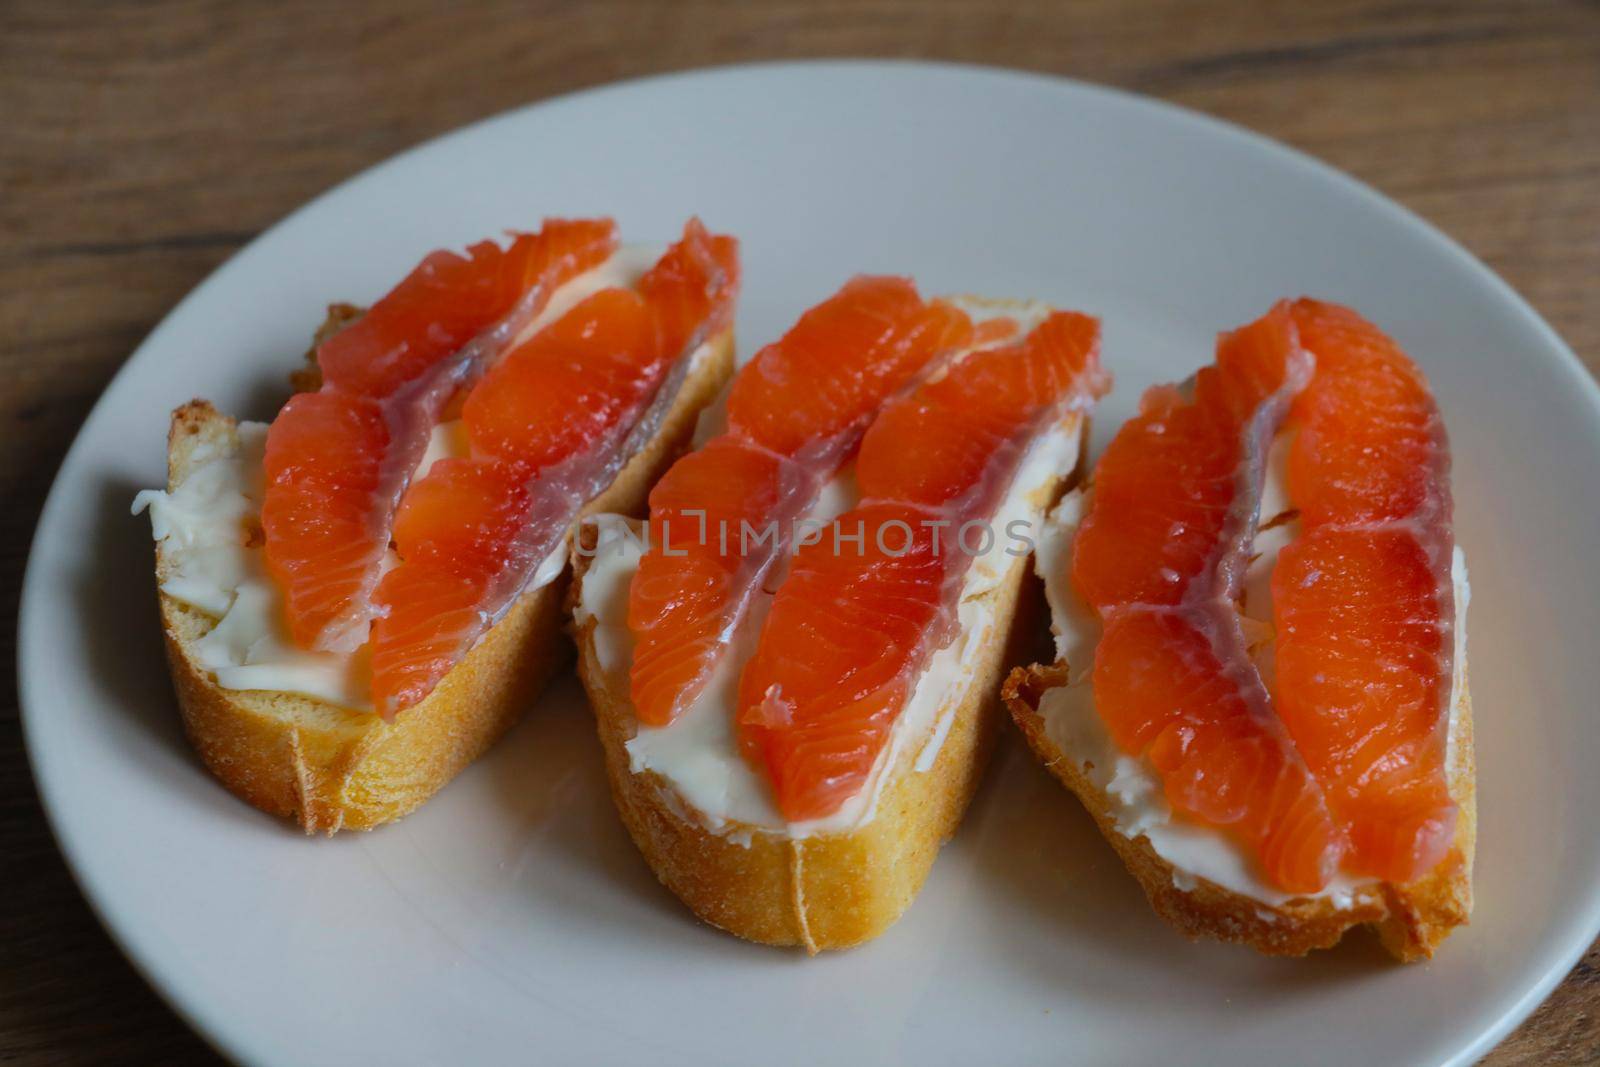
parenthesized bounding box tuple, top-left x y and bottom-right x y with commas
(3, 1, 1597, 1063)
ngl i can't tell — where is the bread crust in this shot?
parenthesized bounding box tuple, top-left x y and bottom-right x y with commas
(568, 422, 1077, 952)
(1002, 656, 1475, 960)
(154, 323, 734, 833)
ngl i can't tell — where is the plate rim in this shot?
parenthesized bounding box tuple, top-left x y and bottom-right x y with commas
(18, 58, 1600, 1067)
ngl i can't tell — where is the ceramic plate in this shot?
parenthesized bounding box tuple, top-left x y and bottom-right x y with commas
(20, 61, 1600, 1066)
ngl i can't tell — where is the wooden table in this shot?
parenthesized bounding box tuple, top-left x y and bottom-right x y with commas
(3, 2, 1597, 1062)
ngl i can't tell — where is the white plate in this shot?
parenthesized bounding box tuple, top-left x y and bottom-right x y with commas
(20, 61, 1600, 1067)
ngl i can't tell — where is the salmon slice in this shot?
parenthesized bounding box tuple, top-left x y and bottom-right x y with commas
(1072, 304, 1345, 894)
(1092, 610, 1350, 891)
(368, 220, 738, 717)
(262, 219, 619, 652)
(722, 278, 977, 456)
(1273, 299, 1456, 884)
(626, 277, 975, 727)
(738, 311, 1106, 822)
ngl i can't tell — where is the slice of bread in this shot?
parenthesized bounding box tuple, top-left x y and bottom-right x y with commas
(153, 314, 734, 833)
(570, 410, 1087, 952)
(1003, 627, 1475, 961)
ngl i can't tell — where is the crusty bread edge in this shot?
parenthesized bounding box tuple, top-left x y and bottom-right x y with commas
(1002, 652, 1476, 960)
(568, 418, 1084, 952)
(155, 325, 735, 834)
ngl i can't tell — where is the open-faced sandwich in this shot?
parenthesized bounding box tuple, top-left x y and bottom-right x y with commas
(1004, 299, 1473, 959)
(573, 276, 1109, 950)
(134, 218, 739, 832)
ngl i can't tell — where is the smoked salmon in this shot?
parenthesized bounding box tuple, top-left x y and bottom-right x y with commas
(626, 277, 974, 726)
(1068, 299, 1458, 894)
(1273, 298, 1456, 885)
(262, 219, 619, 652)
(738, 311, 1107, 821)
(369, 220, 738, 716)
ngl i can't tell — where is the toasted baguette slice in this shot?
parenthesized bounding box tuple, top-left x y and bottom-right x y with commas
(1003, 628, 1475, 961)
(155, 321, 734, 834)
(570, 361, 1089, 953)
